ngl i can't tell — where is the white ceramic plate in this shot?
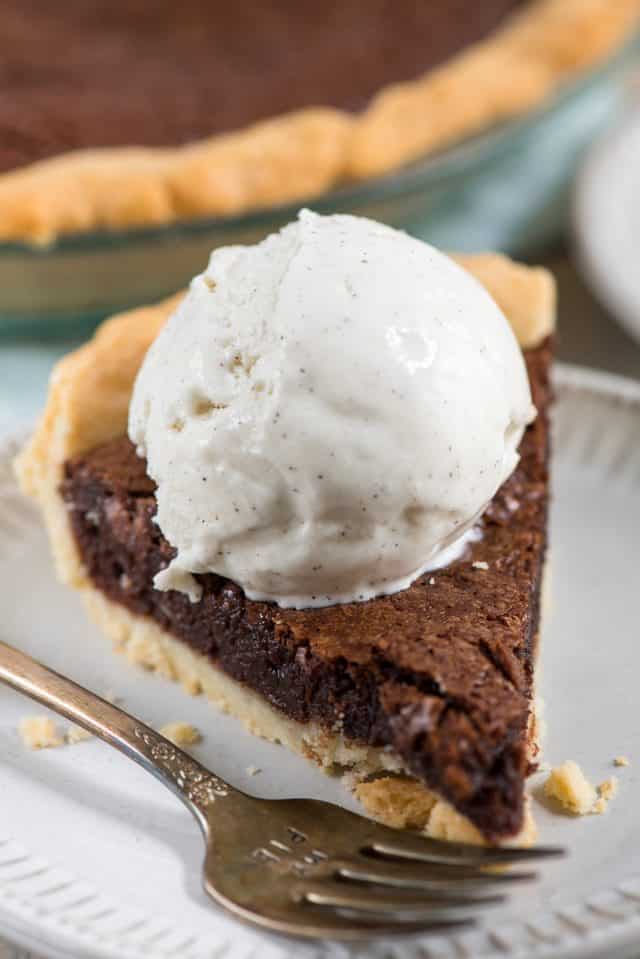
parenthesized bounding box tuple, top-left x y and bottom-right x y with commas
(574, 106, 640, 346)
(1, 364, 640, 959)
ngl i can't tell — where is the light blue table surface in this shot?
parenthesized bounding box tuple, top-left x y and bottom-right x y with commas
(0, 341, 83, 429)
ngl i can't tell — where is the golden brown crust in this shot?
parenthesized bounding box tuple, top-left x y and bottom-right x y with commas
(0, 110, 352, 246)
(348, 0, 640, 179)
(355, 776, 536, 846)
(15, 293, 179, 586)
(1, 0, 637, 244)
(454, 253, 556, 350)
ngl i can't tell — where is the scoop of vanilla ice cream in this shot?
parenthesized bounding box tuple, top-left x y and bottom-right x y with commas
(129, 210, 534, 608)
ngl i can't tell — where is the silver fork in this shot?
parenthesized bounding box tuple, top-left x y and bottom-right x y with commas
(0, 639, 563, 940)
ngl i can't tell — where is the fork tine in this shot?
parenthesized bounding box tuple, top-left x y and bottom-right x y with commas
(298, 880, 499, 920)
(281, 903, 476, 937)
(216, 892, 475, 940)
(336, 859, 536, 893)
(364, 832, 564, 866)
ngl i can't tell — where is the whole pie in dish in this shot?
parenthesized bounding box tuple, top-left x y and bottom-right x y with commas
(0, 0, 637, 244)
(17, 215, 555, 845)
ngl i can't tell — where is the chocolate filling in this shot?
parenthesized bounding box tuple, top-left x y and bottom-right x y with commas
(2, 1, 526, 173)
(61, 340, 550, 840)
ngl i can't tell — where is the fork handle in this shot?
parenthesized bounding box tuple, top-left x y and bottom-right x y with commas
(0, 638, 240, 832)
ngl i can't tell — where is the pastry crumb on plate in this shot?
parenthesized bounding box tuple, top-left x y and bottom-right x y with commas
(544, 761, 597, 815)
(159, 721, 202, 747)
(19, 716, 63, 750)
(544, 762, 620, 816)
(20, 716, 93, 748)
(66, 725, 92, 744)
(593, 777, 619, 815)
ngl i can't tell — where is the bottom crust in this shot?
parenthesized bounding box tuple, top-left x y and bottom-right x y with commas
(81, 585, 536, 847)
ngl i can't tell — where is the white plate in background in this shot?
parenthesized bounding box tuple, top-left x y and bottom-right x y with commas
(574, 107, 640, 346)
(0, 364, 640, 959)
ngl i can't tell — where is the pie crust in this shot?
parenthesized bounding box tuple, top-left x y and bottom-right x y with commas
(16, 253, 554, 845)
(0, 0, 637, 245)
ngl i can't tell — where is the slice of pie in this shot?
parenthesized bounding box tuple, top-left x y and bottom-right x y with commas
(0, 0, 637, 243)
(16, 247, 554, 846)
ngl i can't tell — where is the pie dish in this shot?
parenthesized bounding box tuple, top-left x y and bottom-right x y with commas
(0, 0, 637, 245)
(16, 252, 555, 845)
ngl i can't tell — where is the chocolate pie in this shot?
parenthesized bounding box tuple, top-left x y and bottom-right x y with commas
(0, 0, 636, 243)
(17, 252, 555, 844)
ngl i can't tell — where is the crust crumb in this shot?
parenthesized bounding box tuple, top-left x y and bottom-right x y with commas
(614, 756, 630, 767)
(246, 765, 261, 777)
(65, 725, 92, 744)
(472, 561, 489, 571)
(159, 721, 202, 747)
(598, 778, 619, 800)
(19, 716, 63, 750)
(592, 777, 619, 815)
(544, 761, 619, 816)
(544, 761, 598, 815)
